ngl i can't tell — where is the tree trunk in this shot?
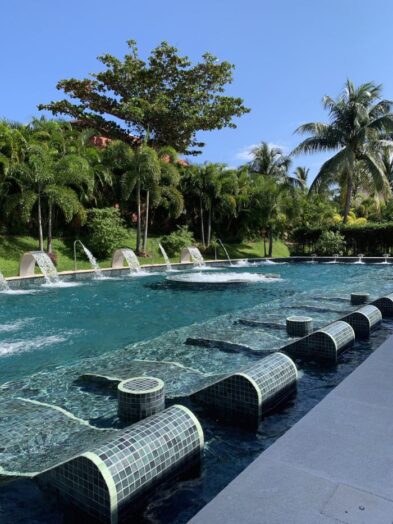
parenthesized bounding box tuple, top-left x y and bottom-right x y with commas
(263, 234, 267, 257)
(136, 179, 141, 254)
(143, 190, 150, 253)
(200, 195, 205, 247)
(47, 200, 53, 253)
(268, 228, 273, 257)
(343, 173, 353, 224)
(207, 203, 212, 247)
(37, 191, 44, 251)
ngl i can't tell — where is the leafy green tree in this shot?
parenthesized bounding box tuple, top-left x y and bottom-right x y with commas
(86, 207, 127, 258)
(39, 40, 249, 155)
(315, 231, 346, 256)
(160, 226, 195, 257)
(293, 80, 393, 222)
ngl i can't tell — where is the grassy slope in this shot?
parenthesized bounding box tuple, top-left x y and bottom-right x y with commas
(0, 233, 289, 277)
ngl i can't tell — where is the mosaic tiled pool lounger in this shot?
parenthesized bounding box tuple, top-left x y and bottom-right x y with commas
(3, 261, 393, 523)
(38, 405, 204, 524)
(192, 352, 298, 427)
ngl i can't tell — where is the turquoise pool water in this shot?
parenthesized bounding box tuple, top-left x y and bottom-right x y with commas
(1, 261, 393, 522)
(1, 262, 392, 385)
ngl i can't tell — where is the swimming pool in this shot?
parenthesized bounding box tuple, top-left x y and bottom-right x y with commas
(1, 261, 393, 522)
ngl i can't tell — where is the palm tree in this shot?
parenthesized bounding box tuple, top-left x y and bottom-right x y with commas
(182, 165, 208, 246)
(248, 175, 286, 256)
(122, 145, 160, 254)
(154, 147, 184, 238)
(6, 144, 52, 250)
(5, 119, 93, 251)
(292, 166, 309, 189)
(46, 154, 93, 252)
(293, 80, 393, 222)
(249, 142, 292, 181)
(380, 147, 393, 190)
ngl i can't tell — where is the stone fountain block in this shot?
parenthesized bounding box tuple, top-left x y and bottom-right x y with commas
(118, 376, 165, 423)
(38, 405, 204, 524)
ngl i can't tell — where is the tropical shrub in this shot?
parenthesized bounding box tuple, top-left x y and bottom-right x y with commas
(292, 222, 393, 255)
(86, 208, 127, 258)
(315, 231, 346, 255)
(160, 226, 195, 257)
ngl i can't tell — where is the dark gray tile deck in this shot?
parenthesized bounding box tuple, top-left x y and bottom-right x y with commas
(189, 335, 393, 524)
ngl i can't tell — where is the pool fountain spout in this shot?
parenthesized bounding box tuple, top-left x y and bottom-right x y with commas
(0, 270, 9, 291)
(326, 253, 339, 264)
(74, 240, 103, 277)
(354, 253, 365, 264)
(383, 253, 390, 264)
(218, 239, 233, 266)
(158, 243, 172, 270)
(180, 246, 206, 267)
(19, 251, 59, 284)
(112, 248, 141, 273)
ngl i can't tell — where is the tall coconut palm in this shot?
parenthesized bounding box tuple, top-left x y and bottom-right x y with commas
(182, 165, 208, 246)
(248, 174, 287, 257)
(292, 166, 309, 189)
(293, 80, 393, 222)
(380, 147, 393, 190)
(249, 142, 292, 181)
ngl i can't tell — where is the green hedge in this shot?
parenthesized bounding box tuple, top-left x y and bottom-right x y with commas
(291, 222, 393, 255)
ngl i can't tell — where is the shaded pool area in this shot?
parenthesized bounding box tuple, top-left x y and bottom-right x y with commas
(1, 262, 393, 522)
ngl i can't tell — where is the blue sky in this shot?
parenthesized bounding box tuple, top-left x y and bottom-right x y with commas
(1, 0, 393, 183)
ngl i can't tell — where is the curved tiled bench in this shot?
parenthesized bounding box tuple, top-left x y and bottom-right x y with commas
(39, 405, 204, 524)
(118, 376, 165, 423)
(372, 292, 393, 317)
(193, 352, 298, 428)
(286, 320, 355, 364)
(342, 305, 382, 338)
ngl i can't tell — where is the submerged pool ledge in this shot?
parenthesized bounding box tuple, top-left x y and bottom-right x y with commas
(189, 334, 393, 524)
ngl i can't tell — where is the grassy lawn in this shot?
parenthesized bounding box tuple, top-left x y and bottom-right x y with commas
(0, 233, 289, 277)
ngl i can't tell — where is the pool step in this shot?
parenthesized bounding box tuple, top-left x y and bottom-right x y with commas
(185, 337, 269, 356)
(287, 304, 351, 314)
(312, 295, 349, 303)
(235, 319, 286, 330)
